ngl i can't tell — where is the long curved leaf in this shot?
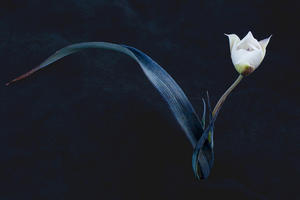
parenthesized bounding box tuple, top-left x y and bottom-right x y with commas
(7, 42, 214, 179)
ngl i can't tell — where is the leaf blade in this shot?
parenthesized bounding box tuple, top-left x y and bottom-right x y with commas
(7, 42, 204, 146)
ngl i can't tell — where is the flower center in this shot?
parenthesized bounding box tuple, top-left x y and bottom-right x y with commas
(237, 42, 259, 52)
(237, 45, 254, 52)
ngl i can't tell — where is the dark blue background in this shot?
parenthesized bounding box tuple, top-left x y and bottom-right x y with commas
(0, 0, 299, 199)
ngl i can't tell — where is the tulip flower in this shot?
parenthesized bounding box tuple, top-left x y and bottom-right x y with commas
(211, 32, 271, 118)
(226, 31, 271, 76)
(192, 32, 271, 179)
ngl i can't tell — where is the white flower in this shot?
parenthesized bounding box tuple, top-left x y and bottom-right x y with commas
(225, 31, 271, 76)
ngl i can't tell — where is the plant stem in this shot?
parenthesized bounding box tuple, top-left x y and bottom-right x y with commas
(212, 74, 243, 116)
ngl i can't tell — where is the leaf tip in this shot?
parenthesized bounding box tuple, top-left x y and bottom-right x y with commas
(5, 80, 13, 86)
(5, 78, 18, 86)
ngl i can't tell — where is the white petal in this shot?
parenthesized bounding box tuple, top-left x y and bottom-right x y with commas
(236, 31, 261, 50)
(225, 33, 240, 52)
(246, 49, 264, 69)
(259, 35, 272, 57)
(232, 48, 263, 69)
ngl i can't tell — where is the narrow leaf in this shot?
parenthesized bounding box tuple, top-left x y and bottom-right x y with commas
(7, 42, 204, 147)
(192, 106, 220, 180)
(201, 98, 206, 129)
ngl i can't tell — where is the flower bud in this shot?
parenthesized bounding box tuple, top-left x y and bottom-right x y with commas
(226, 31, 271, 76)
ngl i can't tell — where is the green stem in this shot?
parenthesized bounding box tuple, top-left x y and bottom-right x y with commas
(212, 74, 243, 116)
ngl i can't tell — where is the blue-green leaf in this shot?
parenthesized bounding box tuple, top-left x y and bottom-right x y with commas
(201, 98, 206, 129)
(7, 42, 215, 179)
